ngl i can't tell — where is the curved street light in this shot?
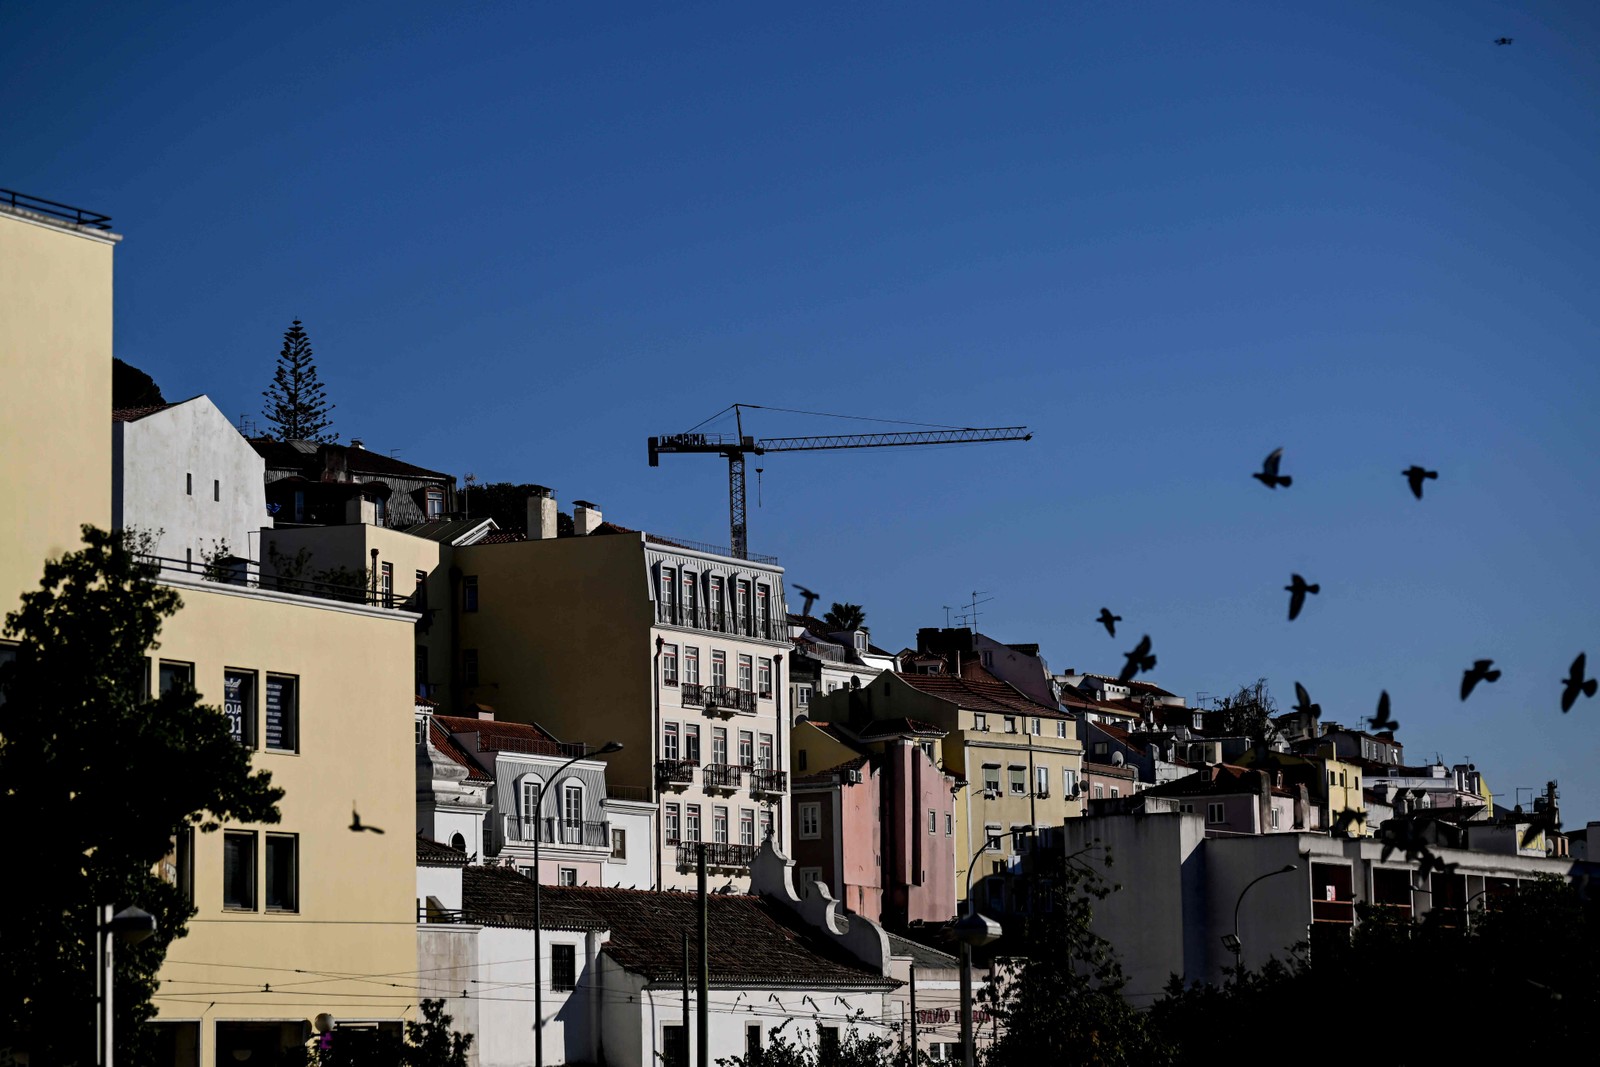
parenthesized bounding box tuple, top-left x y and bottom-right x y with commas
(534, 740, 622, 1067)
(1223, 863, 1298, 966)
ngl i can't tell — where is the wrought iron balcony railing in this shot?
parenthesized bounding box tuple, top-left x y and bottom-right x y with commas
(703, 763, 743, 792)
(680, 682, 706, 707)
(704, 685, 756, 714)
(748, 768, 788, 795)
(676, 841, 758, 872)
(655, 758, 698, 788)
(504, 817, 611, 848)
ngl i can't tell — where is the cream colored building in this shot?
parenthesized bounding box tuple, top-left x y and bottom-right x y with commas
(452, 493, 793, 891)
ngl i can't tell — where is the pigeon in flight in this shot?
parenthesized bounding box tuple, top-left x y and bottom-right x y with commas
(1402, 466, 1438, 500)
(1494, 37, 1513, 45)
(794, 584, 820, 617)
(1097, 607, 1122, 637)
(350, 805, 386, 834)
(1368, 690, 1399, 734)
(1284, 574, 1320, 621)
(1252, 448, 1292, 489)
(1331, 807, 1367, 837)
(1292, 681, 1322, 719)
(1118, 634, 1156, 683)
(1460, 659, 1501, 701)
(1561, 653, 1596, 713)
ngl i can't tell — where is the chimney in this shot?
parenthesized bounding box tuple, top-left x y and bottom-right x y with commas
(573, 500, 602, 535)
(474, 704, 495, 721)
(526, 485, 558, 540)
(351, 438, 365, 449)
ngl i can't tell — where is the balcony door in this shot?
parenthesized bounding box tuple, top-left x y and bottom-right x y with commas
(563, 783, 583, 844)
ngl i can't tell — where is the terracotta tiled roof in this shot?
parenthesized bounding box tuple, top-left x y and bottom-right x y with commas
(855, 717, 946, 740)
(112, 403, 174, 422)
(1143, 764, 1276, 799)
(463, 866, 610, 930)
(249, 437, 452, 480)
(434, 715, 576, 761)
(476, 530, 527, 544)
(794, 754, 872, 785)
(896, 673, 1066, 719)
(428, 720, 492, 782)
(417, 836, 472, 867)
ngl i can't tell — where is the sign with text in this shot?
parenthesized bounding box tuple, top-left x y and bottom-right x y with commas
(266, 675, 297, 751)
(223, 671, 253, 746)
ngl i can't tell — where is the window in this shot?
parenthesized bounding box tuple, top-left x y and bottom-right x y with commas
(758, 733, 773, 769)
(416, 717, 427, 745)
(684, 647, 700, 685)
(737, 654, 753, 692)
(798, 866, 822, 887)
(711, 651, 727, 688)
(709, 576, 725, 630)
(1093, 784, 1104, 799)
(186, 472, 193, 496)
(681, 571, 698, 625)
(1057, 721, 1067, 738)
(1032, 717, 1042, 735)
(1035, 767, 1049, 795)
(740, 808, 755, 846)
(854, 631, 866, 651)
(685, 805, 701, 842)
(758, 658, 772, 696)
(1009, 767, 1026, 795)
(663, 1026, 687, 1067)
(1110, 787, 1120, 798)
(462, 576, 479, 612)
(223, 669, 256, 748)
(1207, 802, 1225, 824)
(521, 777, 542, 822)
(738, 731, 754, 767)
(1179, 802, 1195, 814)
(563, 782, 583, 841)
(426, 488, 444, 518)
(746, 1024, 762, 1064)
(713, 728, 728, 766)
(551, 943, 576, 990)
(736, 580, 750, 630)
(798, 750, 808, 770)
(662, 644, 679, 685)
(974, 713, 987, 731)
(665, 805, 681, 845)
(983, 766, 1000, 793)
(213, 478, 220, 502)
(1270, 808, 1281, 829)
(1004, 716, 1017, 733)
(713, 806, 729, 844)
(1093, 742, 1108, 757)
(374, 495, 386, 526)
(797, 685, 811, 707)
(759, 808, 773, 843)
(265, 674, 298, 752)
(945, 813, 953, 835)
(660, 566, 677, 620)
(799, 802, 821, 839)
(159, 660, 194, 695)
(223, 831, 256, 910)
(451, 832, 466, 852)
(664, 723, 680, 761)
(462, 649, 479, 687)
(819, 1028, 839, 1061)
(1063, 769, 1078, 796)
(162, 828, 194, 904)
(684, 724, 700, 762)
(265, 834, 298, 912)
(928, 809, 937, 834)
(756, 584, 771, 636)
(985, 824, 1002, 852)
(558, 867, 578, 887)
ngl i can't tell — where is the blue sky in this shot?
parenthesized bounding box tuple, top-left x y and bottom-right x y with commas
(6, 2, 1598, 821)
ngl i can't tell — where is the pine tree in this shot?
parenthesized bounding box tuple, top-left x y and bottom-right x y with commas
(262, 319, 337, 442)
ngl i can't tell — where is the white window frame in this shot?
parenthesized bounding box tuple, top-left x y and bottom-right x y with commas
(662, 643, 679, 685)
(1207, 802, 1225, 824)
(684, 647, 700, 685)
(799, 802, 822, 840)
(984, 824, 1003, 852)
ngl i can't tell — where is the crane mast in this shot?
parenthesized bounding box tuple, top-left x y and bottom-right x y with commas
(649, 406, 1031, 559)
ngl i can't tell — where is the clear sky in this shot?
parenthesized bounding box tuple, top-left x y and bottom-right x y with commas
(6, 2, 1598, 822)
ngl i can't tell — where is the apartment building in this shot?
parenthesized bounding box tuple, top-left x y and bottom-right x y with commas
(451, 491, 792, 891)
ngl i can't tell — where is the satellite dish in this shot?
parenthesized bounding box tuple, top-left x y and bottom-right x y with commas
(1111, 751, 1125, 766)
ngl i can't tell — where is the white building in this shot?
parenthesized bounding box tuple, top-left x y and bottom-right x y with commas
(112, 395, 268, 564)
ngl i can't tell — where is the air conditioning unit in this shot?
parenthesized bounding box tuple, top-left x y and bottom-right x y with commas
(845, 769, 862, 784)
(1036, 789, 1050, 799)
(982, 787, 1000, 800)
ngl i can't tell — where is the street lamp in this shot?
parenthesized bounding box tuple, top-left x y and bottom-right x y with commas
(534, 740, 622, 1067)
(97, 904, 158, 1066)
(954, 835, 1007, 1067)
(1223, 864, 1298, 969)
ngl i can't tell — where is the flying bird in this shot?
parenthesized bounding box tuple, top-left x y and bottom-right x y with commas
(1402, 465, 1438, 500)
(350, 806, 386, 834)
(1252, 448, 1292, 489)
(1284, 574, 1320, 621)
(1097, 607, 1121, 637)
(1561, 653, 1596, 713)
(1494, 37, 1513, 45)
(1368, 690, 1399, 734)
(1292, 681, 1322, 719)
(794, 584, 820, 617)
(1118, 634, 1156, 683)
(1460, 659, 1501, 701)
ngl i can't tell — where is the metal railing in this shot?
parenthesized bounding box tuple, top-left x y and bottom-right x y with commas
(676, 841, 758, 872)
(655, 758, 698, 787)
(657, 603, 778, 638)
(748, 768, 788, 795)
(703, 763, 743, 791)
(705, 685, 756, 714)
(680, 682, 706, 707)
(652, 534, 779, 565)
(139, 554, 418, 611)
(606, 784, 653, 802)
(504, 817, 611, 848)
(1, 188, 112, 230)
(475, 734, 589, 760)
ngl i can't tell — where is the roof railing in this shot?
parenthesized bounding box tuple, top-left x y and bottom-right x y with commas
(1, 188, 113, 230)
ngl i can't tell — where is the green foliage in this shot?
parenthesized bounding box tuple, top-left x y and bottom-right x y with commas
(1214, 677, 1277, 746)
(1150, 876, 1600, 1060)
(112, 358, 165, 408)
(303, 999, 474, 1067)
(462, 482, 573, 536)
(980, 845, 1170, 1066)
(822, 602, 866, 632)
(0, 526, 283, 1064)
(262, 319, 337, 442)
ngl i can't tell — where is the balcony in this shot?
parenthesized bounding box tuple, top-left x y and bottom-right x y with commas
(676, 841, 759, 872)
(680, 682, 706, 708)
(748, 767, 788, 796)
(655, 600, 778, 641)
(704, 685, 756, 716)
(703, 763, 743, 793)
(655, 758, 698, 789)
(503, 817, 611, 848)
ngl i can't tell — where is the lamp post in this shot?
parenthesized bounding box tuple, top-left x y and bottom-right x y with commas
(534, 740, 622, 1067)
(96, 904, 157, 1067)
(1223, 863, 1298, 970)
(954, 835, 1006, 1067)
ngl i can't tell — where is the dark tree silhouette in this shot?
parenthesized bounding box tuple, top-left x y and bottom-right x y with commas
(112, 357, 166, 408)
(262, 319, 337, 442)
(0, 526, 282, 1064)
(304, 998, 473, 1066)
(823, 602, 866, 631)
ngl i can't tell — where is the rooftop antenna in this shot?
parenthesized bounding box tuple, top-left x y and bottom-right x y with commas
(464, 473, 477, 520)
(943, 605, 953, 628)
(963, 590, 994, 631)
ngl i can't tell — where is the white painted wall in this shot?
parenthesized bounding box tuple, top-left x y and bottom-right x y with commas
(417, 865, 464, 914)
(603, 800, 657, 889)
(417, 923, 482, 1067)
(113, 396, 266, 563)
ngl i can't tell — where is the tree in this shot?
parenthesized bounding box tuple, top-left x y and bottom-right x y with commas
(112, 357, 166, 408)
(822, 602, 866, 632)
(262, 319, 337, 442)
(1214, 677, 1277, 748)
(980, 844, 1170, 1066)
(714, 1013, 897, 1067)
(304, 998, 473, 1066)
(0, 526, 283, 1064)
(461, 482, 574, 537)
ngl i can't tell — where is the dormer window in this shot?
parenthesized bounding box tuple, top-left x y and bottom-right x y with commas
(426, 488, 444, 519)
(854, 631, 866, 651)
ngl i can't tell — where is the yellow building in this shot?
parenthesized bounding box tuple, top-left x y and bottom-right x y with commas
(0, 195, 116, 610)
(807, 669, 1084, 911)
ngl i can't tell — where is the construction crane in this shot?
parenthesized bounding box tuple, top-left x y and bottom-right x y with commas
(648, 404, 1032, 559)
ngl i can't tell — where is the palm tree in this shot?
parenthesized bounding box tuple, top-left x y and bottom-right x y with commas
(822, 602, 866, 632)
